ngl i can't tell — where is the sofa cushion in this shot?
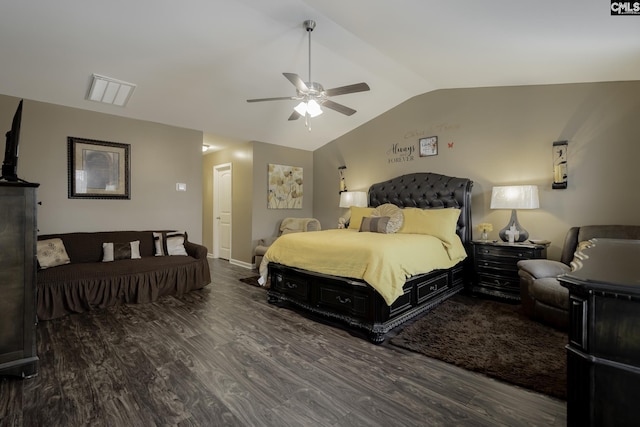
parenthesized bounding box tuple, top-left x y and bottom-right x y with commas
(38, 231, 159, 263)
(102, 241, 141, 262)
(37, 238, 71, 269)
(154, 231, 188, 256)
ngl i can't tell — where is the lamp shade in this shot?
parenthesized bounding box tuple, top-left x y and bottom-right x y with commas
(490, 185, 539, 210)
(339, 191, 367, 208)
(490, 185, 539, 243)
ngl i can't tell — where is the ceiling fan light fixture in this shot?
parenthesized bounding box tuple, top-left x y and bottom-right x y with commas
(246, 19, 369, 128)
(306, 99, 323, 117)
(294, 100, 323, 118)
(294, 101, 307, 116)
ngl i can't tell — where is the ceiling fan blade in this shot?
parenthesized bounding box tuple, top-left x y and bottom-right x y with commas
(325, 82, 370, 97)
(322, 99, 357, 116)
(288, 110, 301, 121)
(283, 73, 309, 93)
(247, 96, 297, 103)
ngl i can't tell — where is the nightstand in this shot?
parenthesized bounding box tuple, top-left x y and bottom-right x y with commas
(471, 240, 548, 301)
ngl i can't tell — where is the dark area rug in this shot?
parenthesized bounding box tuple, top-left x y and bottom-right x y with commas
(238, 275, 263, 288)
(390, 294, 567, 400)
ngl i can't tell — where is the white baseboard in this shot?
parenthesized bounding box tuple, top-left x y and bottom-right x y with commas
(230, 258, 254, 270)
(207, 253, 254, 270)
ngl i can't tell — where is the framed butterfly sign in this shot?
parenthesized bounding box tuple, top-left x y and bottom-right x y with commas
(419, 136, 438, 157)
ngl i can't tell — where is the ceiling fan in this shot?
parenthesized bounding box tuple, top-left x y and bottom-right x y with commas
(247, 20, 370, 130)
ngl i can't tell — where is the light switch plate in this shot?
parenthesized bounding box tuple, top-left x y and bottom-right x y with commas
(176, 183, 187, 191)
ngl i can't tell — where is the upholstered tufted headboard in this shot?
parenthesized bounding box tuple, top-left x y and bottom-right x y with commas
(368, 173, 474, 244)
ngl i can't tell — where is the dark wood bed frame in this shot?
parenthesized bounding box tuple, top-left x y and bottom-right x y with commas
(267, 172, 474, 343)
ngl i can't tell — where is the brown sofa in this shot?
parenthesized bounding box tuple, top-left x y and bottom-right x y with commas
(36, 231, 211, 320)
(518, 225, 640, 330)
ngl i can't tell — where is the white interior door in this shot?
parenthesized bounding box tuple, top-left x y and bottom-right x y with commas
(213, 163, 232, 260)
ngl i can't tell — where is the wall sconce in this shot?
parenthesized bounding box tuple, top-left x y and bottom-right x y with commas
(338, 165, 347, 193)
(490, 185, 539, 243)
(339, 191, 368, 208)
(552, 140, 568, 189)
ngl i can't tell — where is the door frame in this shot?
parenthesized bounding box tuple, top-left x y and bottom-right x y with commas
(213, 162, 232, 259)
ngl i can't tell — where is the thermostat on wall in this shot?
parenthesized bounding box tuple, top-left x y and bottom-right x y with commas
(176, 183, 187, 192)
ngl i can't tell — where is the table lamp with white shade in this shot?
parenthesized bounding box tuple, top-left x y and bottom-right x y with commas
(339, 191, 368, 209)
(338, 191, 368, 228)
(490, 185, 539, 243)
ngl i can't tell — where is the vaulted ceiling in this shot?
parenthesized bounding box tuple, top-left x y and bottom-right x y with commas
(1, 1, 638, 151)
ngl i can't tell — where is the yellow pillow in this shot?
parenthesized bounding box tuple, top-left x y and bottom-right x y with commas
(398, 208, 461, 245)
(348, 206, 375, 230)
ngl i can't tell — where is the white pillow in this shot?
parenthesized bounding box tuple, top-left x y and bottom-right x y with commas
(153, 231, 188, 256)
(37, 238, 71, 269)
(102, 241, 141, 262)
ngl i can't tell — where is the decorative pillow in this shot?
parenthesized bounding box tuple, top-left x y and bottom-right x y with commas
(570, 240, 593, 271)
(153, 231, 188, 256)
(371, 203, 404, 233)
(398, 208, 461, 245)
(102, 241, 141, 262)
(347, 206, 375, 230)
(359, 216, 391, 233)
(37, 238, 71, 269)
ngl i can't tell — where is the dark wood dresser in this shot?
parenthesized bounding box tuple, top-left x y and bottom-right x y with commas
(471, 241, 547, 301)
(0, 182, 39, 378)
(559, 238, 640, 427)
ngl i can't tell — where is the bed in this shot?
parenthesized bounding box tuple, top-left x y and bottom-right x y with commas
(261, 172, 473, 343)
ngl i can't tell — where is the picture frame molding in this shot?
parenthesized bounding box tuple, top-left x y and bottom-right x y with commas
(67, 136, 131, 199)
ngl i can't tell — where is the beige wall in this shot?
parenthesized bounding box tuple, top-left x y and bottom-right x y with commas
(1, 95, 204, 242)
(202, 140, 313, 266)
(251, 142, 314, 249)
(313, 81, 640, 260)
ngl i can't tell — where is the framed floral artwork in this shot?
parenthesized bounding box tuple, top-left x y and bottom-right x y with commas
(268, 164, 303, 209)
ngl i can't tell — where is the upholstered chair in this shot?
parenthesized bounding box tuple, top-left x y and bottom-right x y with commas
(254, 218, 321, 267)
(518, 225, 640, 330)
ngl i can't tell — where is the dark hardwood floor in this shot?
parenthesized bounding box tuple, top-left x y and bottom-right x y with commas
(1, 259, 566, 426)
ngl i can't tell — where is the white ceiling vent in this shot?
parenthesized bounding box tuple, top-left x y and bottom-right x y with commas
(87, 73, 136, 107)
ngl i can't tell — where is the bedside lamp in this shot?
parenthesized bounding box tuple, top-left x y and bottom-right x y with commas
(490, 185, 539, 243)
(339, 191, 367, 208)
(338, 191, 367, 229)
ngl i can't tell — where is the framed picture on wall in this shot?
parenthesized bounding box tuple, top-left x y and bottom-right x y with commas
(267, 163, 303, 209)
(67, 137, 130, 199)
(419, 136, 438, 157)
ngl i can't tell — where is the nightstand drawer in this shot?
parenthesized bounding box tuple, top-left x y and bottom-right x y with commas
(475, 245, 537, 260)
(476, 273, 520, 291)
(471, 241, 547, 301)
(476, 258, 519, 276)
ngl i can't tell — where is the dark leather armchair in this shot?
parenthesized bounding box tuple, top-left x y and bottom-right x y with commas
(518, 225, 640, 330)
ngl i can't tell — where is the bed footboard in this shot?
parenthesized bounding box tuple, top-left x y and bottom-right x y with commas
(267, 262, 466, 343)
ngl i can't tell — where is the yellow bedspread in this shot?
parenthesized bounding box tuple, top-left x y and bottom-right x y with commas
(259, 229, 467, 306)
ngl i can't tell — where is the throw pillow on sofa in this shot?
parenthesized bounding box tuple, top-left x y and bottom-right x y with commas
(37, 238, 71, 269)
(102, 240, 142, 262)
(153, 231, 188, 256)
